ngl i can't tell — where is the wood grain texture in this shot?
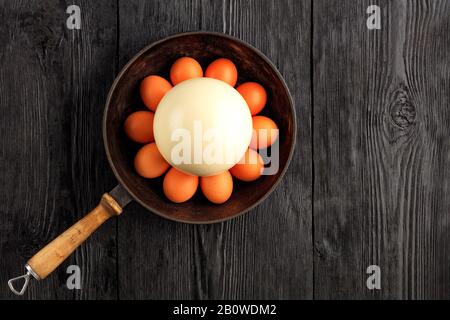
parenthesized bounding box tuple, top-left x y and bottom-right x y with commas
(116, 0, 201, 300)
(117, 0, 312, 299)
(0, 0, 117, 299)
(2, 0, 450, 300)
(313, 0, 450, 299)
(198, 0, 312, 299)
(27, 193, 122, 280)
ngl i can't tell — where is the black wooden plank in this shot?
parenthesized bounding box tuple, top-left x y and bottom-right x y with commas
(5, 0, 448, 301)
(313, 0, 450, 299)
(117, 0, 201, 299)
(0, 0, 117, 299)
(199, 0, 313, 299)
(117, 0, 312, 299)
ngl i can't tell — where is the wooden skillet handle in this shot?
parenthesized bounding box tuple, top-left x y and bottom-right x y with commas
(26, 193, 123, 280)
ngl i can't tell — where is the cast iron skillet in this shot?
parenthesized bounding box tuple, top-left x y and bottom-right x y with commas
(8, 31, 296, 295)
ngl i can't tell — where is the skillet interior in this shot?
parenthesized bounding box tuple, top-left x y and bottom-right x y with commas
(103, 32, 296, 223)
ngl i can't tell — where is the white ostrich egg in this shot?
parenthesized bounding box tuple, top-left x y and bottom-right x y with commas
(153, 78, 252, 176)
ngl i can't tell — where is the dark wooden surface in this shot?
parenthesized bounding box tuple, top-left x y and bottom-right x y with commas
(0, 0, 448, 299)
(313, 0, 450, 299)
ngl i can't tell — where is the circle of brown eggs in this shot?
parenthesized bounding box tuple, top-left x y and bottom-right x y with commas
(124, 57, 278, 204)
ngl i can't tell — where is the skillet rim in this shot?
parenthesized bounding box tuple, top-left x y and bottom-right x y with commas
(102, 31, 297, 224)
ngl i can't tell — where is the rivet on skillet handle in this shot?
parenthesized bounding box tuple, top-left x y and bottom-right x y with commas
(7, 185, 132, 296)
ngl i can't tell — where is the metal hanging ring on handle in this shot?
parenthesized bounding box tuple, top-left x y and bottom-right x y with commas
(8, 265, 40, 296)
(8, 271, 31, 296)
